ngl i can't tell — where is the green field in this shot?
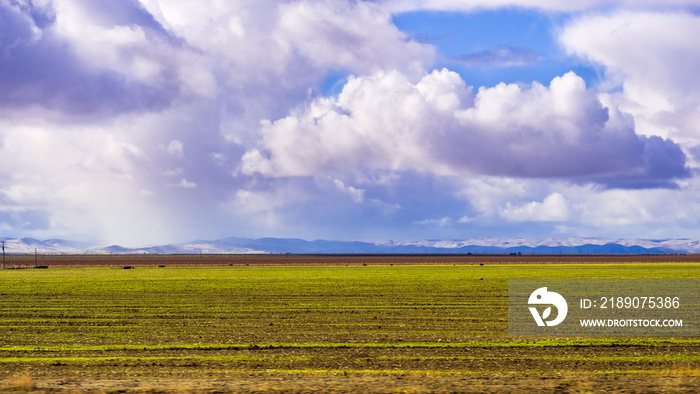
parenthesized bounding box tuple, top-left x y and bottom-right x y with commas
(0, 263, 698, 392)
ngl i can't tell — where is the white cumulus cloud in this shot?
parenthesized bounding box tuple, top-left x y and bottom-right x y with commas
(560, 11, 700, 168)
(242, 69, 687, 187)
(501, 192, 570, 222)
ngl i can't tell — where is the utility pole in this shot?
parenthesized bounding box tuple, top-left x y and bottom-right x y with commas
(2, 241, 5, 269)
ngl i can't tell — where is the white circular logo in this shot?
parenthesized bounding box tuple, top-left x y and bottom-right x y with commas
(528, 287, 568, 326)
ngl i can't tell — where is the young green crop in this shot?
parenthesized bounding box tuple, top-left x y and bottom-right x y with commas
(0, 263, 698, 387)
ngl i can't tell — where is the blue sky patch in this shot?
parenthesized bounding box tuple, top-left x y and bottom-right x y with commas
(393, 9, 598, 88)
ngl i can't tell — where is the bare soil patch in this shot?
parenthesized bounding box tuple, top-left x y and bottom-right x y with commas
(9, 373, 700, 393)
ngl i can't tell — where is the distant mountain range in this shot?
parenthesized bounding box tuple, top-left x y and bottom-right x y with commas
(3, 236, 700, 255)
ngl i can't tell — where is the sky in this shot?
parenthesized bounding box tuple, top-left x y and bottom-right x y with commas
(1, 0, 700, 246)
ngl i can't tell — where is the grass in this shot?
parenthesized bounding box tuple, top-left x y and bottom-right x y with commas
(0, 262, 698, 391)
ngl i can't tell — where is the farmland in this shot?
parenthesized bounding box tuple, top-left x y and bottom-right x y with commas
(0, 256, 698, 392)
(5, 252, 700, 267)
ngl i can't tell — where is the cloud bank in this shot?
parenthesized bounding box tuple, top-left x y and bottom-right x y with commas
(0, 0, 699, 245)
(242, 69, 687, 187)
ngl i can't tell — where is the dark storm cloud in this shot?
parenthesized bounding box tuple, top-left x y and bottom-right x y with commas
(0, 1, 179, 116)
